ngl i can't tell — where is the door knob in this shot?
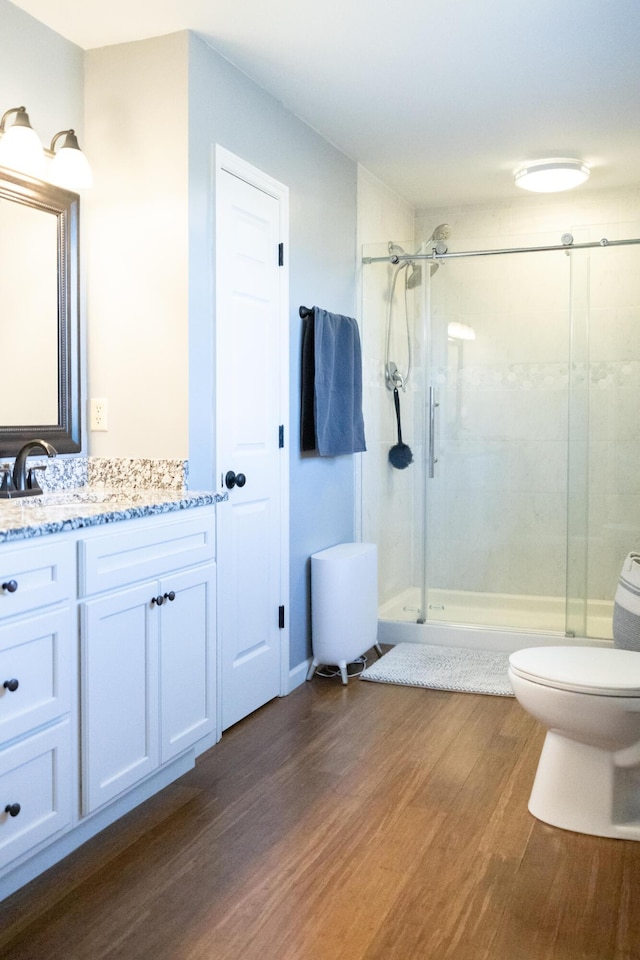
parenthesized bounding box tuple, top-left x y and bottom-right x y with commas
(225, 471, 247, 489)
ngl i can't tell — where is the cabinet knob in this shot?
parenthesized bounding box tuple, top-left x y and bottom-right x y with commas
(4, 803, 20, 818)
(151, 595, 164, 606)
(163, 591, 176, 602)
(1, 580, 18, 593)
(3, 679, 19, 693)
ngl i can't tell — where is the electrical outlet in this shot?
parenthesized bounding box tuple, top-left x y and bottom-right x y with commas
(90, 397, 108, 431)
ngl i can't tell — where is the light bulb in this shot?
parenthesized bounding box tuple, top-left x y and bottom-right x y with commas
(48, 130, 93, 190)
(0, 108, 45, 178)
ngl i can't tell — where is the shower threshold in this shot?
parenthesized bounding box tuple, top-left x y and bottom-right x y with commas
(378, 587, 613, 640)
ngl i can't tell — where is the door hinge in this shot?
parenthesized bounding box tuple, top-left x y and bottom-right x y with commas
(278, 605, 285, 629)
(279, 424, 284, 448)
(278, 242, 284, 266)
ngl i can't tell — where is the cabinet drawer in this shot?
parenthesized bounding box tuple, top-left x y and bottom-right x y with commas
(0, 720, 72, 869)
(79, 511, 215, 597)
(0, 608, 72, 744)
(0, 540, 75, 619)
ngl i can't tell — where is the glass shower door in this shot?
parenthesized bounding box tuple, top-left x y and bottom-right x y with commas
(567, 222, 640, 640)
(360, 241, 428, 625)
(424, 245, 573, 632)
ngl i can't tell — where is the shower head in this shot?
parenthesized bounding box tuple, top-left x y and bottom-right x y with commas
(432, 223, 451, 243)
(406, 262, 422, 289)
(427, 223, 451, 255)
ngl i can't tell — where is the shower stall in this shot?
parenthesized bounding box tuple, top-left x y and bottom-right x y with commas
(361, 223, 640, 650)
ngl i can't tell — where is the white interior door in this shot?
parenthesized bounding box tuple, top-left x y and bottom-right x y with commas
(216, 150, 289, 731)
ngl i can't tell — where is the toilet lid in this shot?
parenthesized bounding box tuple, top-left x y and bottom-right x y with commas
(509, 646, 640, 696)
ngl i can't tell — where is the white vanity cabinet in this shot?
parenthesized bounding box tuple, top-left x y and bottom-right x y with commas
(79, 512, 216, 814)
(0, 540, 75, 868)
(0, 501, 218, 899)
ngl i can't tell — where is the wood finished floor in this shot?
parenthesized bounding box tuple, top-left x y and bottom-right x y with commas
(2, 657, 640, 959)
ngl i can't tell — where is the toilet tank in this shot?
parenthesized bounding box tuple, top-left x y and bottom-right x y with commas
(311, 542, 378, 665)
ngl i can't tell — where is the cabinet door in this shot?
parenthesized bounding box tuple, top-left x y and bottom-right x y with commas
(159, 564, 216, 763)
(81, 582, 159, 814)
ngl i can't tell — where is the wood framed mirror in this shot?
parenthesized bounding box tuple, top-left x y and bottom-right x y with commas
(0, 165, 80, 456)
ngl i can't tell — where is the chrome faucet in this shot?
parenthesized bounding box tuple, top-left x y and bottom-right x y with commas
(0, 439, 57, 498)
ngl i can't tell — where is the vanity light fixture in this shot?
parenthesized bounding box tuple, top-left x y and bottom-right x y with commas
(48, 130, 93, 190)
(0, 105, 92, 190)
(514, 158, 590, 193)
(0, 106, 45, 178)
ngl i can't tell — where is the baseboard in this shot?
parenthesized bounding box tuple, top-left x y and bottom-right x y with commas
(288, 658, 311, 692)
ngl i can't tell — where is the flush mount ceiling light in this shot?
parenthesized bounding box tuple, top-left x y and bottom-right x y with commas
(514, 158, 590, 193)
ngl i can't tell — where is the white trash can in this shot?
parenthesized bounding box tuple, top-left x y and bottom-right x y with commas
(307, 542, 381, 684)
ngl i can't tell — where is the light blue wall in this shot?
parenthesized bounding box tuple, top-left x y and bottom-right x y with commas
(0, 0, 84, 150)
(0, 0, 86, 451)
(187, 35, 358, 671)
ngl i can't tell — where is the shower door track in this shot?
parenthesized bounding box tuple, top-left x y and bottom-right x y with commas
(362, 235, 640, 265)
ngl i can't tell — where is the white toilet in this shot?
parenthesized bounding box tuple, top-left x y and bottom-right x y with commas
(509, 645, 640, 840)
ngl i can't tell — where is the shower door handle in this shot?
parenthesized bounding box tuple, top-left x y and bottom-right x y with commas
(428, 386, 439, 478)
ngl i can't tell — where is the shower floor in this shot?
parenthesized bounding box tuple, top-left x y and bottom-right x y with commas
(379, 586, 613, 640)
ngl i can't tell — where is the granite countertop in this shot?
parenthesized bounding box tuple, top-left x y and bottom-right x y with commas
(0, 487, 227, 543)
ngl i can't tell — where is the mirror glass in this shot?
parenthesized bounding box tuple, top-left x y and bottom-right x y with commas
(0, 166, 80, 455)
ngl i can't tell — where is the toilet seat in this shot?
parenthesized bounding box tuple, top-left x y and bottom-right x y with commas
(509, 646, 640, 697)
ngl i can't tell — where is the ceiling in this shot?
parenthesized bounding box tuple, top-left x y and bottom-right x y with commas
(10, 0, 640, 208)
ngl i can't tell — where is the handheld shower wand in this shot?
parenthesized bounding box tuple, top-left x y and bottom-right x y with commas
(427, 223, 451, 255)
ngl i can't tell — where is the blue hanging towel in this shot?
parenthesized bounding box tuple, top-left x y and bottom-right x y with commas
(301, 306, 366, 456)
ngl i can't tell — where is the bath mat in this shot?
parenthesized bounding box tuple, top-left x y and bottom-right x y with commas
(360, 642, 514, 697)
